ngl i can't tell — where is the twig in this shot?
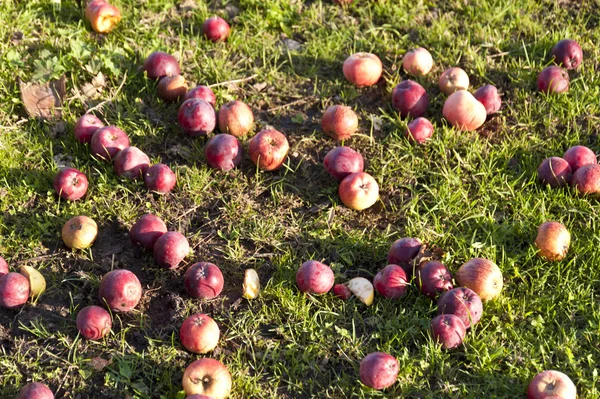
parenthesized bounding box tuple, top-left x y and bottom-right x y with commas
(85, 71, 128, 114)
(267, 97, 317, 113)
(15, 254, 57, 265)
(207, 74, 258, 88)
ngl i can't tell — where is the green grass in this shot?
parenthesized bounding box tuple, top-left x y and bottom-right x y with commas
(1, 0, 600, 397)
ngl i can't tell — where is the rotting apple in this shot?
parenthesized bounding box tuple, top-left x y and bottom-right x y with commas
(430, 314, 467, 350)
(296, 260, 334, 295)
(85, 0, 121, 34)
(113, 146, 151, 179)
(186, 85, 217, 107)
(338, 172, 379, 211)
(571, 163, 600, 196)
(62, 216, 98, 250)
(98, 269, 142, 313)
(321, 105, 359, 141)
(552, 39, 583, 70)
(74, 114, 104, 143)
(436, 287, 483, 328)
(342, 52, 383, 88)
(248, 129, 290, 171)
(359, 351, 399, 390)
(18, 382, 54, 399)
(144, 163, 177, 194)
(180, 313, 220, 354)
(535, 221, 570, 261)
(143, 51, 181, 81)
(202, 16, 231, 43)
(178, 98, 216, 137)
(182, 358, 232, 399)
(0, 272, 30, 309)
(391, 80, 429, 118)
(204, 134, 243, 172)
(527, 370, 577, 399)
(563, 145, 596, 173)
(402, 47, 433, 76)
(456, 258, 503, 301)
(153, 231, 190, 269)
(537, 157, 572, 188)
(405, 117, 434, 144)
(416, 260, 453, 299)
(538, 66, 569, 94)
(439, 67, 469, 95)
(76, 305, 112, 340)
(53, 167, 89, 201)
(90, 126, 130, 161)
(442, 90, 487, 131)
(323, 146, 364, 182)
(387, 237, 422, 275)
(373, 264, 409, 299)
(184, 262, 225, 299)
(129, 213, 168, 250)
(157, 75, 188, 103)
(473, 85, 502, 115)
(217, 100, 254, 137)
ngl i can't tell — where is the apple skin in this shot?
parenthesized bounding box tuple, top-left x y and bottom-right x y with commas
(332, 284, 352, 300)
(391, 80, 429, 118)
(442, 90, 487, 131)
(53, 167, 89, 201)
(248, 129, 290, 171)
(436, 287, 483, 329)
(338, 172, 379, 211)
(202, 16, 231, 43)
(439, 67, 470, 95)
(402, 47, 433, 76)
(178, 99, 216, 137)
(62, 216, 98, 250)
(180, 313, 220, 354)
(373, 264, 409, 299)
(563, 145, 596, 173)
(74, 114, 104, 143)
(359, 352, 399, 390)
(456, 258, 503, 301)
(90, 126, 130, 161)
(153, 232, 190, 270)
(184, 262, 225, 299)
(205, 134, 243, 172)
(321, 105, 359, 141)
(571, 163, 600, 196)
(217, 100, 254, 137)
(473, 85, 502, 115)
(143, 51, 181, 81)
(186, 85, 217, 107)
(323, 146, 364, 182)
(0, 256, 8, 277)
(537, 157, 572, 188)
(129, 213, 168, 250)
(98, 269, 142, 313)
(157, 75, 188, 103)
(405, 117, 434, 144)
(551, 39, 583, 70)
(296, 260, 334, 295)
(113, 147, 151, 180)
(430, 314, 467, 350)
(76, 305, 112, 340)
(535, 221, 570, 262)
(0, 272, 30, 309)
(85, 0, 121, 34)
(416, 261, 453, 299)
(387, 237, 422, 275)
(144, 163, 177, 194)
(527, 370, 577, 399)
(537, 66, 569, 94)
(342, 52, 383, 88)
(182, 358, 232, 399)
(18, 382, 54, 399)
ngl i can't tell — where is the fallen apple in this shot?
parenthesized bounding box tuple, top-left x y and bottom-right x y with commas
(186, 85, 217, 107)
(144, 163, 177, 194)
(373, 264, 409, 299)
(332, 283, 352, 300)
(442, 90, 487, 131)
(182, 358, 232, 399)
(430, 314, 467, 350)
(74, 114, 104, 143)
(436, 287, 483, 328)
(184, 262, 225, 299)
(439, 67, 469, 95)
(535, 221, 570, 261)
(402, 47, 433, 76)
(113, 146, 151, 180)
(456, 258, 503, 301)
(98, 269, 142, 313)
(19, 265, 46, 297)
(76, 305, 112, 340)
(204, 134, 243, 172)
(203, 16, 231, 43)
(178, 98, 217, 137)
(153, 231, 190, 269)
(129, 213, 168, 250)
(85, 0, 121, 34)
(143, 51, 181, 81)
(405, 117, 434, 144)
(527, 370, 577, 399)
(53, 167, 89, 201)
(537, 157, 572, 188)
(359, 351, 399, 390)
(391, 80, 429, 118)
(416, 260, 453, 299)
(563, 145, 596, 173)
(473, 84, 502, 115)
(338, 172, 379, 211)
(0, 272, 30, 309)
(323, 146, 364, 182)
(346, 277, 374, 306)
(321, 105, 359, 141)
(248, 129, 290, 171)
(90, 126, 130, 161)
(571, 163, 600, 196)
(62, 215, 98, 250)
(296, 260, 334, 295)
(157, 74, 188, 103)
(342, 52, 383, 88)
(0, 256, 8, 277)
(185, 396, 213, 399)
(242, 268, 260, 299)
(18, 382, 54, 399)
(552, 39, 583, 70)
(538, 66, 569, 94)
(180, 313, 220, 354)
(217, 100, 254, 137)
(388, 237, 422, 275)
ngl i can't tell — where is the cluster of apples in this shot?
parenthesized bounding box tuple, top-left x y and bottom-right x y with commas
(0, 256, 46, 310)
(537, 144, 600, 196)
(84, 0, 121, 34)
(537, 39, 583, 94)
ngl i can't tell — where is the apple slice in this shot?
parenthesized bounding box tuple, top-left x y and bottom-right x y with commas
(346, 277, 374, 306)
(242, 269, 260, 299)
(19, 266, 46, 297)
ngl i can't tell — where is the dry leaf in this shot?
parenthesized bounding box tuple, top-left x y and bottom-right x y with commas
(89, 356, 112, 371)
(81, 82, 101, 100)
(92, 72, 106, 88)
(20, 75, 66, 120)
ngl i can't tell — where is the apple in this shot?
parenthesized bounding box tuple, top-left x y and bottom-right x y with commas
(388, 237, 422, 275)
(19, 266, 46, 298)
(202, 16, 231, 43)
(571, 163, 600, 196)
(563, 145, 596, 173)
(437, 287, 483, 328)
(323, 146, 364, 182)
(153, 231, 190, 269)
(53, 167, 89, 201)
(391, 80, 429, 118)
(439, 67, 469, 95)
(537, 157, 572, 188)
(143, 51, 181, 81)
(157, 75, 188, 103)
(538, 66, 569, 94)
(473, 85, 502, 115)
(405, 117, 434, 144)
(182, 358, 232, 399)
(98, 269, 142, 312)
(180, 313, 220, 354)
(204, 134, 243, 172)
(342, 52, 383, 88)
(0, 272, 30, 309)
(186, 85, 217, 107)
(552, 39, 583, 70)
(144, 163, 177, 194)
(178, 98, 216, 137)
(0, 256, 8, 277)
(248, 129, 290, 171)
(113, 146, 150, 179)
(332, 284, 352, 300)
(359, 352, 399, 390)
(90, 126, 130, 161)
(402, 47, 433, 76)
(338, 172, 379, 211)
(129, 213, 168, 250)
(416, 261, 453, 299)
(184, 262, 225, 299)
(535, 221, 570, 261)
(373, 264, 409, 299)
(321, 105, 359, 141)
(296, 260, 334, 295)
(62, 215, 98, 250)
(527, 370, 577, 399)
(217, 100, 254, 137)
(18, 382, 54, 399)
(186, 396, 213, 399)
(430, 314, 467, 350)
(76, 305, 112, 340)
(456, 258, 503, 301)
(74, 114, 104, 143)
(442, 90, 487, 131)
(85, 0, 121, 34)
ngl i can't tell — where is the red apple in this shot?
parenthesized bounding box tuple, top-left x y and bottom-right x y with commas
(296, 260, 334, 295)
(538, 66, 569, 94)
(157, 74, 188, 103)
(0, 256, 8, 277)
(113, 146, 150, 179)
(182, 358, 232, 399)
(76, 305, 112, 340)
(405, 117, 434, 144)
(204, 134, 243, 172)
(0, 272, 30, 309)
(202, 16, 231, 43)
(153, 231, 190, 269)
(535, 221, 570, 261)
(144, 163, 177, 194)
(439, 67, 469, 95)
(321, 105, 359, 141)
(402, 47, 433, 76)
(186, 85, 217, 107)
(342, 52, 383, 88)
(473, 84, 502, 115)
(98, 269, 142, 313)
(456, 258, 503, 301)
(184, 262, 224, 299)
(359, 352, 399, 390)
(143, 51, 181, 81)
(388, 237, 422, 275)
(53, 167, 89, 201)
(178, 98, 216, 137)
(430, 314, 467, 350)
(338, 172, 379, 211)
(180, 313, 220, 354)
(537, 157, 572, 188)
(130, 213, 168, 250)
(442, 90, 487, 131)
(391, 80, 429, 118)
(527, 370, 577, 399)
(323, 146, 364, 182)
(332, 284, 352, 300)
(90, 126, 130, 161)
(563, 145, 596, 173)
(373, 264, 409, 299)
(85, 0, 121, 34)
(18, 382, 54, 399)
(571, 163, 600, 196)
(552, 39, 583, 70)
(74, 114, 104, 143)
(217, 100, 254, 137)
(416, 261, 453, 299)
(248, 129, 290, 171)
(437, 287, 483, 328)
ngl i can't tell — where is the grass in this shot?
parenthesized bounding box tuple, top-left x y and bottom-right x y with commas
(1, 0, 600, 397)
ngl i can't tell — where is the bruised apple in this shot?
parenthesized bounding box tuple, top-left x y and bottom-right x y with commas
(535, 221, 570, 261)
(416, 261, 453, 299)
(442, 90, 487, 131)
(248, 129, 290, 171)
(391, 80, 429, 118)
(456, 258, 503, 301)
(184, 262, 225, 299)
(76, 305, 112, 340)
(359, 352, 399, 390)
(129, 213, 168, 250)
(430, 314, 466, 350)
(563, 145, 596, 173)
(180, 313, 220, 354)
(323, 146, 364, 182)
(217, 100, 254, 137)
(153, 231, 190, 269)
(439, 67, 469, 95)
(527, 370, 577, 399)
(321, 105, 359, 141)
(405, 117, 434, 144)
(338, 172, 379, 211)
(551, 39, 583, 70)
(296, 260, 334, 295)
(18, 382, 54, 399)
(0, 272, 30, 309)
(343, 52, 383, 88)
(537, 157, 572, 188)
(182, 358, 232, 399)
(74, 114, 104, 143)
(98, 269, 142, 313)
(157, 75, 188, 103)
(143, 51, 181, 81)
(402, 47, 433, 76)
(62, 216, 98, 250)
(373, 264, 409, 299)
(571, 163, 600, 196)
(145, 163, 177, 194)
(437, 287, 483, 328)
(85, 0, 121, 34)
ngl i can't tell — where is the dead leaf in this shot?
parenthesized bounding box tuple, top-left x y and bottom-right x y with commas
(20, 75, 66, 120)
(92, 72, 106, 88)
(81, 82, 101, 100)
(90, 356, 112, 371)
